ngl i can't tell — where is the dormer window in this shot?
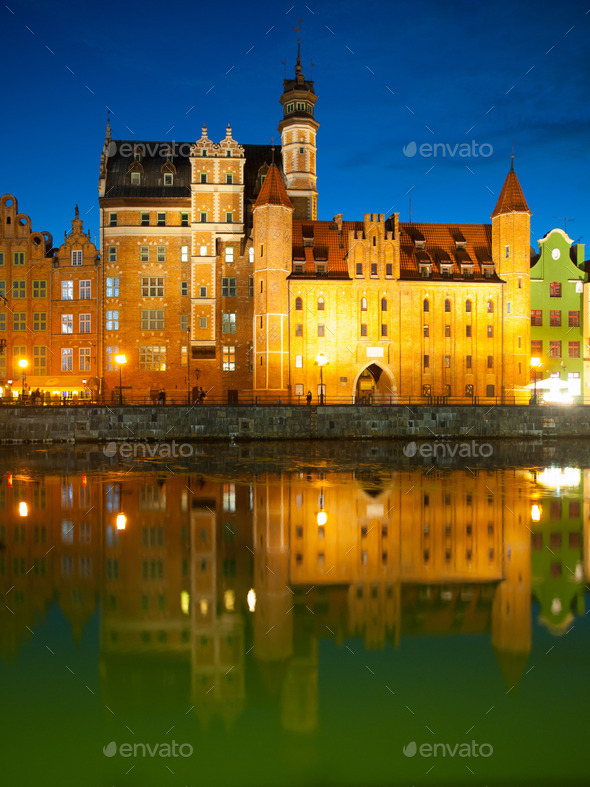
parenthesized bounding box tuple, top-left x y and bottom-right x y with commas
(420, 264, 432, 278)
(441, 265, 453, 278)
(315, 263, 327, 274)
(461, 264, 474, 279)
(164, 173, 173, 186)
(131, 172, 141, 185)
(293, 263, 304, 274)
(482, 264, 494, 279)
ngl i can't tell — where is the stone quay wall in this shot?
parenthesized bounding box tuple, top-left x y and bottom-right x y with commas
(0, 404, 587, 444)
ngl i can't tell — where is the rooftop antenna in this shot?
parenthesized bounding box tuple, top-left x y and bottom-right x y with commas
(554, 217, 575, 233)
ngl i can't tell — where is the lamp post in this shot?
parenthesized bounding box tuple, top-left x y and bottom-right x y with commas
(531, 357, 541, 405)
(115, 354, 127, 406)
(18, 358, 27, 401)
(316, 353, 327, 405)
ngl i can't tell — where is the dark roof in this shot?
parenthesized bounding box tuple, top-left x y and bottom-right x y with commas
(289, 219, 364, 279)
(399, 222, 499, 281)
(103, 140, 283, 205)
(491, 162, 531, 217)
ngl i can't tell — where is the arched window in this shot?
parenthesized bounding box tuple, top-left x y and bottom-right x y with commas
(317, 296, 325, 311)
(295, 297, 303, 311)
(466, 299, 472, 313)
(487, 299, 493, 313)
(444, 299, 451, 312)
(360, 297, 367, 311)
(381, 298, 387, 311)
(423, 298, 429, 313)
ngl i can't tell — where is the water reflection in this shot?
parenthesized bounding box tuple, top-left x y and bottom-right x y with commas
(0, 462, 588, 784)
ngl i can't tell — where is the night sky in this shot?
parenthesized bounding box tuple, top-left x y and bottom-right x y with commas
(1, 0, 589, 253)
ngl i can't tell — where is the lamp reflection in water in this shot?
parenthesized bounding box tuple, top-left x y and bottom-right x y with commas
(247, 588, 256, 612)
(18, 358, 28, 401)
(316, 353, 327, 405)
(116, 514, 126, 530)
(531, 504, 542, 522)
(18, 501, 28, 517)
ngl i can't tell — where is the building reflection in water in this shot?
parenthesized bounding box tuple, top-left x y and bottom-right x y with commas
(0, 466, 586, 731)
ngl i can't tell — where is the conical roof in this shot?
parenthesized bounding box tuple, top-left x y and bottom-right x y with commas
(254, 163, 293, 209)
(491, 158, 531, 217)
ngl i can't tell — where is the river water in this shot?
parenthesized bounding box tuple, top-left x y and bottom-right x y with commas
(0, 441, 588, 786)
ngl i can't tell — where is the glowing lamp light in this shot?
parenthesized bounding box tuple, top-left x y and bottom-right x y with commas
(530, 357, 541, 368)
(180, 591, 190, 615)
(18, 501, 28, 517)
(116, 514, 127, 530)
(247, 588, 256, 612)
(18, 359, 28, 370)
(531, 504, 541, 522)
(114, 354, 127, 365)
(316, 353, 327, 367)
(317, 511, 327, 526)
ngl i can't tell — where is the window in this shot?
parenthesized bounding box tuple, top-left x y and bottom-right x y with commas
(199, 317, 207, 329)
(505, 245, 510, 258)
(226, 212, 233, 223)
(549, 341, 561, 358)
(0, 313, 5, 331)
(386, 263, 392, 276)
(317, 296, 325, 310)
(380, 298, 388, 311)
(200, 212, 207, 223)
(466, 355, 472, 369)
(180, 314, 188, 331)
(487, 355, 493, 369)
(444, 354, 451, 368)
(71, 250, 83, 266)
(222, 277, 236, 297)
(106, 346, 119, 371)
(31, 280, 46, 299)
(141, 212, 150, 226)
(141, 310, 165, 330)
(164, 173, 173, 186)
(79, 348, 91, 371)
(549, 282, 561, 297)
(371, 263, 377, 276)
(200, 173, 207, 183)
(142, 277, 164, 297)
(486, 384, 495, 397)
(13, 280, 25, 298)
(157, 246, 166, 263)
(381, 324, 388, 336)
(199, 286, 207, 297)
(33, 312, 46, 331)
(531, 340, 542, 355)
(80, 280, 91, 299)
(318, 324, 325, 337)
(295, 354, 303, 368)
(33, 345, 46, 374)
(444, 298, 451, 312)
(200, 245, 207, 256)
(0, 253, 3, 266)
(109, 246, 117, 262)
(222, 346, 236, 371)
(248, 276, 253, 297)
(295, 297, 303, 310)
(139, 345, 166, 371)
(550, 310, 561, 327)
(180, 213, 189, 227)
(568, 341, 580, 358)
(360, 297, 367, 311)
(140, 246, 149, 262)
(61, 314, 73, 334)
(248, 247, 254, 263)
(356, 263, 363, 276)
(181, 281, 188, 296)
(226, 173, 233, 184)
(12, 252, 24, 266)
(465, 299, 471, 313)
(360, 324, 367, 337)
(61, 281, 73, 300)
(225, 246, 234, 263)
(131, 171, 141, 185)
(423, 325, 429, 337)
(106, 310, 119, 330)
(423, 298, 429, 312)
(106, 277, 119, 297)
(109, 213, 117, 227)
(222, 313, 236, 333)
(569, 311, 580, 327)
(157, 212, 166, 227)
(295, 323, 303, 336)
(12, 346, 26, 374)
(13, 313, 26, 331)
(487, 299, 493, 313)
(424, 355, 430, 369)
(487, 325, 493, 338)
(531, 310, 542, 326)
(79, 313, 91, 334)
(61, 348, 73, 371)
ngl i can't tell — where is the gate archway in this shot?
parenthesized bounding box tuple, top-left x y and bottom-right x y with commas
(353, 363, 397, 404)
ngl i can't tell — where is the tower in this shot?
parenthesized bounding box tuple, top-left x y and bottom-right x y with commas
(252, 164, 293, 397)
(278, 44, 319, 220)
(491, 158, 531, 402)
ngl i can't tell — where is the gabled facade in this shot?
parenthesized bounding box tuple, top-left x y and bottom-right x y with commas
(530, 229, 587, 403)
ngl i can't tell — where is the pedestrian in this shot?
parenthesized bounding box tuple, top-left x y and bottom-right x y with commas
(157, 388, 165, 405)
(199, 387, 206, 404)
(306, 390, 312, 405)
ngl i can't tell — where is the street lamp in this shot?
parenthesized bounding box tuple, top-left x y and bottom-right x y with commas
(531, 357, 542, 404)
(316, 353, 327, 405)
(18, 358, 28, 401)
(115, 354, 127, 405)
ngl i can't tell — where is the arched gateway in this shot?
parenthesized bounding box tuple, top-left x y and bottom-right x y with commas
(353, 363, 397, 404)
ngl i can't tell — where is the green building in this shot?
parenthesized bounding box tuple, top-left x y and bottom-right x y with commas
(530, 229, 587, 403)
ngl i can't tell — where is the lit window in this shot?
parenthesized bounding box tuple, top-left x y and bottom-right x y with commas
(487, 299, 493, 313)
(131, 172, 141, 185)
(139, 345, 167, 371)
(164, 173, 173, 186)
(61, 314, 73, 334)
(61, 348, 73, 371)
(225, 247, 234, 263)
(222, 313, 236, 333)
(360, 297, 367, 311)
(181, 246, 188, 262)
(317, 296, 325, 310)
(222, 346, 236, 371)
(295, 355, 303, 368)
(106, 310, 119, 330)
(106, 277, 119, 297)
(199, 317, 207, 329)
(61, 281, 73, 300)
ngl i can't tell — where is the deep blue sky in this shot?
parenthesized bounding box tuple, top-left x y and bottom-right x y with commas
(1, 0, 589, 253)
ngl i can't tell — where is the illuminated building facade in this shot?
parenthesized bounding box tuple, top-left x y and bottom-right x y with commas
(97, 52, 533, 404)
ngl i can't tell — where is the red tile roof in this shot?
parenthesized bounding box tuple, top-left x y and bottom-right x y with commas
(491, 162, 531, 217)
(254, 163, 293, 209)
(399, 222, 495, 280)
(290, 219, 364, 278)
